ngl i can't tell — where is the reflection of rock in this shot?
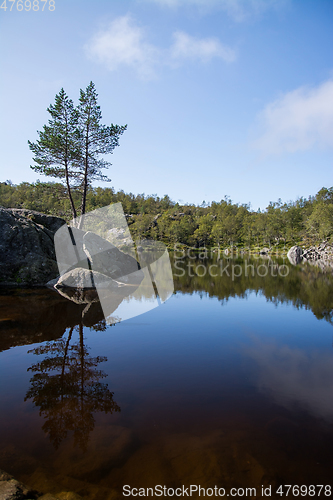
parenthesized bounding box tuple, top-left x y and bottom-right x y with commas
(0, 208, 66, 286)
(54, 266, 143, 324)
(0, 288, 93, 352)
(287, 245, 303, 265)
(80, 301, 106, 327)
(55, 286, 100, 305)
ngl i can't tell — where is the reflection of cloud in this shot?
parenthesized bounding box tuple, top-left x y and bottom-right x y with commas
(245, 339, 333, 421)
(85, 16, 235, 79)
(171, 31, 236, 63)
(141, 0, 288, 22)
(252, 79, 333, 155)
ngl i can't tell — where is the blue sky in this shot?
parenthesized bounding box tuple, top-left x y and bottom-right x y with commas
(0, 0, 332, 210)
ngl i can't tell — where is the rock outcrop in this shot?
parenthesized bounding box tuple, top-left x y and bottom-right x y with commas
(287, 242, 333, 270)
(0, 208, 66, 286)
(0, 208, 143, 289)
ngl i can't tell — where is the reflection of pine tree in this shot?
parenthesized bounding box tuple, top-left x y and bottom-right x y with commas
(25, 323, 120, 450)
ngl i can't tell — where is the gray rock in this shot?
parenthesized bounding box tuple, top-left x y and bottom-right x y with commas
(83, 231, 143, 284)
(0, 208, 63, 286)
(287, 245, 303, 265)
(55, 267, 120, 290)
(9, 209, 66, 234)
(301, 241, 333, 270)
(45, 277, 60, 287)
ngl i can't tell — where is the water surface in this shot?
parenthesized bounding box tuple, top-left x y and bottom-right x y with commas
(0, 257, 332, 499)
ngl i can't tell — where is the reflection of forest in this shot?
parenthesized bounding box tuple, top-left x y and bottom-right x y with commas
(172, 257, 333, 323)
(0, 288, 106, 352)
(25, 322, 120, 450)
(1, 256, 332, 353)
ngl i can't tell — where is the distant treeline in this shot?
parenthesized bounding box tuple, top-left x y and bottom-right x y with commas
(1, 181, 332, 248)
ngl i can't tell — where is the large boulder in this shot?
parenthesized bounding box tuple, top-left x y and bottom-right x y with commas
(82, 231, 143, 284)
(0, 208, 66, 286)
(56, 267, 120, 290)
(287, 245, 303, 265)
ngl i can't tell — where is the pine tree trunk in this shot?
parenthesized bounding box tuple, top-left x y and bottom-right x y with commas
(65, 160, 77, 219)
(79, 120, 90, 223)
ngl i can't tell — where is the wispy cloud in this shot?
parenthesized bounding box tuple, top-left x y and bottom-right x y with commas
(171, 31, 236, 63)
(85, 16, 236, 80)
(84, 16, 159, 80)
(252, 79, 333, 155)
(140, 0, 288, 22)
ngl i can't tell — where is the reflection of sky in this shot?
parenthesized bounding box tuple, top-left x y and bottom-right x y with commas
(86, 290, 333, 422)
(244, 339, 333, 422)
(1, 289, 332, 435)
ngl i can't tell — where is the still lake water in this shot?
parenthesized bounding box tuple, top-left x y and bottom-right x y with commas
(0, 256, 333, 499)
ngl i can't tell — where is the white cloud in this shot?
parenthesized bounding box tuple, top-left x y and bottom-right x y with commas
(252, 79, 333, 155)
(171, 31, 236, 63)
(141, 0, 288, 22)
(85, 16, 236, 79)
(84, 16, 159, 80)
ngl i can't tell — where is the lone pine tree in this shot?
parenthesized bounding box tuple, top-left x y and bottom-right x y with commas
(29, 82, 127, 219)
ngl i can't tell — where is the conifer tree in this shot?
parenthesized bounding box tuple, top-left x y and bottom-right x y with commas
(29, 83, 127, 220)
(76, 81, 127, 217)
(28, 88, 79, 218)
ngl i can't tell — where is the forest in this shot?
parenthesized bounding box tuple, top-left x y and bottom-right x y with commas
(1, 181, 332, 250)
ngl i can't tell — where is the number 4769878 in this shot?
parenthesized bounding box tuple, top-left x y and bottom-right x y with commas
(0, 1, 55, 11)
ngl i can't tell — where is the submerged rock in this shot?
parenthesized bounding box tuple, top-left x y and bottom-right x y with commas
(0, 468, 84, 500)
(0, 468, 39, 499)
